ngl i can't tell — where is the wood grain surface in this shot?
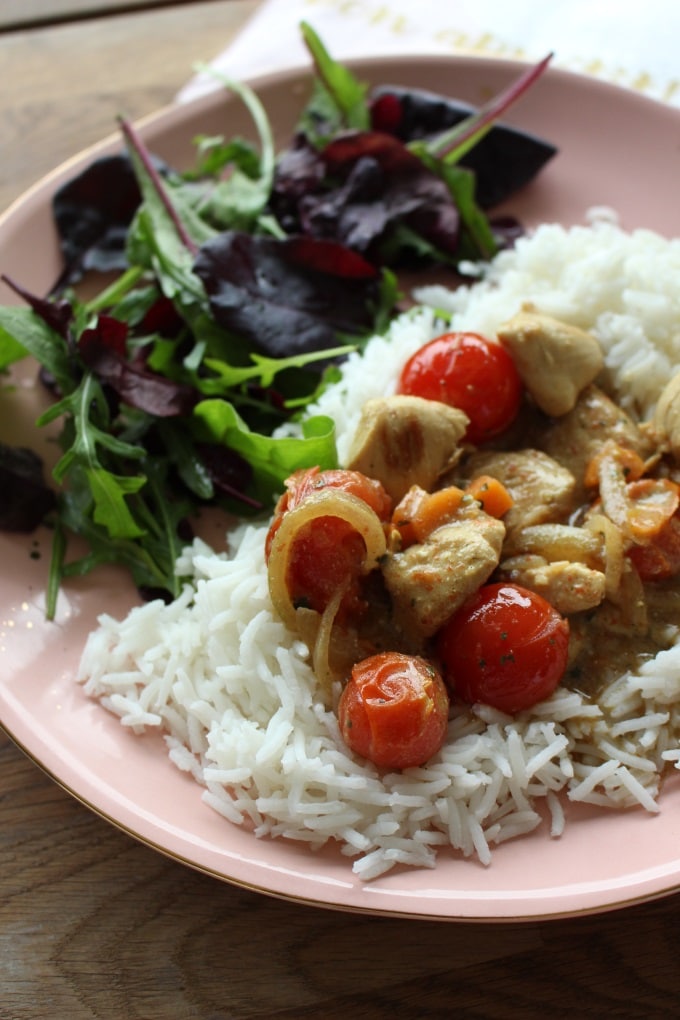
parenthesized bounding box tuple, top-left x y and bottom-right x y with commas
(0, 0, 259, 212)
(0, 0, 170, 31)
(2, 4, 680, 1018)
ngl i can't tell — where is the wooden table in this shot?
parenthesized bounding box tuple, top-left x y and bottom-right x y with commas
(2, 3, 680, 1017)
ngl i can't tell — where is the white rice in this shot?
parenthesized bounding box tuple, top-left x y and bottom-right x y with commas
(79, 215, 680, 878)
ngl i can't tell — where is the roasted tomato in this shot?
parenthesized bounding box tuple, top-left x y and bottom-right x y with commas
(265, 466, 392, 561)
(628, 515, 680, 581)
(285, 516, 368, 617)
(338, 652, 450, 769)
(397, 331, 522, 444)
(265, 467, 392, 623)
(437, 582, 569, 713)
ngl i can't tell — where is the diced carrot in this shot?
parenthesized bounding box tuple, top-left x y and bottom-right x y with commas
(625, 478, 680, 540)
(392, 485, 464, 547)
(414, 486, 466, 540)
(465, 474, 514, 518)
(391, 486, 427, 548)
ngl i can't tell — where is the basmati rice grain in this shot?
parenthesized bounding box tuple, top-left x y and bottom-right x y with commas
(615, 768, 661, 812)
(568, 759, 623, 801)
(547, 791, 566, 837)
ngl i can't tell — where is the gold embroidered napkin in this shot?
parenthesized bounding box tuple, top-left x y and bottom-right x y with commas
(178, 0, 680, 107)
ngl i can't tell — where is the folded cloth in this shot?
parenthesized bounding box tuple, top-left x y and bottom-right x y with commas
(178, 0, 680, 107)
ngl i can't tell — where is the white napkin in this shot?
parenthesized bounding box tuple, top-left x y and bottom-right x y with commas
(178, 0, 680, 107)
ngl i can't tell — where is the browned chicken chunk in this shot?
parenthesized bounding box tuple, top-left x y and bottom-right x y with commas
(345, 394, 469, 502)
(381, 510, 505, 639)
(462, 449, 577, 533)
(540, 384, 651, 499)
(652, 371, 680, 462)
(497, 305, 604, 416)
(498, 555, 606, 614)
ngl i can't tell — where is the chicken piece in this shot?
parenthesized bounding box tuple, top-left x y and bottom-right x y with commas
(462, 449, 577, 533)
(652, 371, 680, 461)
(381, 510, 505, 639)
(345, 394, 469, 502)
(540, 384, 651, 499)
(498, 555, 606, 615)
(497, 305, 604, 417)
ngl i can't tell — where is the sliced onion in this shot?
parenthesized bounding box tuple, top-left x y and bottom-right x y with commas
(585, 512, 624, 601)
(503, 522, 601, 564)
(267, 488, 387, 633)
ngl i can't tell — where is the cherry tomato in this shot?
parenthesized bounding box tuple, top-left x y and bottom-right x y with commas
(266, 467, 392, 623)
(286, 516, 367, 617)
(628, 515, 680, 581)
(338, 652, 450, 769)
(397, 331, 522, 444)
(437, 583, 569, 713)
(265, 466, 392, 561)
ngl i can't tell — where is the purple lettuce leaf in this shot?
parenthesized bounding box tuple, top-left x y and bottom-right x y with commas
(193, 231, 381, 357)
(369, 83, 557, 208)
(51, 154, 144, 286)
(79, 314, 197, 417)
(295, 130, 460, 260)
(0, 442, 56, 531)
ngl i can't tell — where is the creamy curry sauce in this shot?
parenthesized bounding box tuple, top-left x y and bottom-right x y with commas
(268, 309, 680, 711)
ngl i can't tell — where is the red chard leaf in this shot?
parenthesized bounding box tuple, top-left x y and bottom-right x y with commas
(79, 314, 128, 358)
(193, 231, 381, 358)
(51, 154, 144, 285)
(140, 296, 184, 337)
(273, 130, 461, 262)
(368, 83, 557, 208)
(79, 315, 197, 417)
(269, 136, 331, 237)
(1, 274, 74, 342)
(196, 442, 261, 509)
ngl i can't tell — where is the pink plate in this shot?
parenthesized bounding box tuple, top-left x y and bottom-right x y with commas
(2, 55, 680, 921)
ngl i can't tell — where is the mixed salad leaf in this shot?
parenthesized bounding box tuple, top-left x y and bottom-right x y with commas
(0, 23, 555, 616)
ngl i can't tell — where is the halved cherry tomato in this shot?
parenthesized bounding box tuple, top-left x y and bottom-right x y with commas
(265, 467, 392, 623)
(338, 652, 450, 769)
(397, 332, 522, 444)
(437, 583, 569, 713)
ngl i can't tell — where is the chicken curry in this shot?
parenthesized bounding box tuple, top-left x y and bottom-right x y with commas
(265, 306, 680, 767)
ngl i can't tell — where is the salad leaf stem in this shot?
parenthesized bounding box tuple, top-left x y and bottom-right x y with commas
(119, 117, 199, 255)
(85, 265, 146, 314)
(299, 21, 370, 130)
(423, 53, 554, 164)
(191, 63, 277, 229)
